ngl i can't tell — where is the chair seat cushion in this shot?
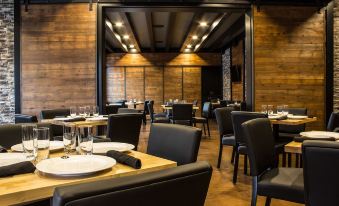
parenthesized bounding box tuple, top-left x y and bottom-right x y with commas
(258, 168, 304, 203)
(193, 117, 207, 123)
(238, 145, 248, 154)
(154, 113, 167, 118)
(153, 117, 170, 123)
(221, 135, 235, 146)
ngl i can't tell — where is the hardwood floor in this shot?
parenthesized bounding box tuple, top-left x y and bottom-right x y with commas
(138, 119, 303, 206)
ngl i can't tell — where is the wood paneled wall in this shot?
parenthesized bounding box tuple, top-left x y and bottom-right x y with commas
(253, 6, 325, 130)
(21, 4, 96, 116)
(106, 53, 220, 113)
(231, 39, 244, 101)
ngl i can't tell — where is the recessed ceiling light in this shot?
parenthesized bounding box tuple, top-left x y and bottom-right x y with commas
(115, 22, 123, 27)
(199, 22, 208, 27)
(186, 44, 192, 49)
(202, 35, 208, 40)
(129, 44, 135, 48)
(192, 35, 198, 40)
(195, 44, 201, 49)
(184, 48, 191, 53)
(130, 48, 137, 53)
(123, 35, 130, 40)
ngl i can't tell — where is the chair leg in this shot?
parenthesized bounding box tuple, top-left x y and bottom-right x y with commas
(217, 142, 223, 168)
(251, 176, 258, 206)
(203, 123, 206, 135)
(231, 146, 235, 164)
(282, 152, 286, 167)
(295, 154, 299, 168)
(300, 154, 303, 168)
(288, 153, 292, 167)
(244, 154, 248, 175)
(206, 119, 210, 137)
(233, 151, 239, 184)
(265, 197, 271, 206)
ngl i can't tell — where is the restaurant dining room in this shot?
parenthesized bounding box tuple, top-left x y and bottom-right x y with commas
(0, 0, 338, 205)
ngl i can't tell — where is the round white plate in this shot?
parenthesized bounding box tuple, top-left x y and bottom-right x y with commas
(300, 131, 339, 139)
(287, 114, 308, 119)
(0, 153, 34, 167)
(36, 155, 116, 177)
(11, 141, 64, 152)
(93, 142, 135, 154)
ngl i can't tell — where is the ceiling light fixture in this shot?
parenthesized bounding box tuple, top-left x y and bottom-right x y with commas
(192, 35, 198, 40)
(184, 48, 191, 53)
(186, 44, 192, 49)
(199, 22, 208, 27)
(123, 35, 130, 40)
(129, 44, 135, 49)
(130, 48, 137, 53)
(115, 22, 123, 27)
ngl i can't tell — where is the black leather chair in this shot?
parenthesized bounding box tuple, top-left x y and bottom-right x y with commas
(106, 114, 143, 149)
(327, 112, 339, 132)
(40, 109, 70, 139)
(147, 123, 202, 165)
(142, 100, 150, 125)
(171, 104, 193, 126)
(52, 161, 212, 206)
(106, 105, 122, 115)
(148, 101, 170, 123)
(231, 111, 268, 184)
(242, 118, 304, 206)
(192, 102, 211, 137)
(302, 141, 339, 206)
(15, 114, 38, 123)
(215, 107, 235, 168)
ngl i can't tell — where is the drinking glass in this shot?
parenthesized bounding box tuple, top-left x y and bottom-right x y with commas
(277, 105, 283, 115)
(261, 105, 267, 114)
(22, 124, 38, 160)
(267, 105, 274, 115)
(283, 105, 289, 115)
(63, 125, 77, 156)
(70, 106, 77, 117)
(77, 126, 93, 155)
(79, 106, 86, 116)
(92, 106, 99, 117)
(34, 127, 50, 162)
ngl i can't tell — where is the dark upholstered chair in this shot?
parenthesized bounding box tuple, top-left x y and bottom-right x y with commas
(40, 109, 70, 139)
(106, 114, 143, 149)
(148, 101, 170, 123)
(193, 102, 211, 136)
(231, 111, 268, 184)
(147, 123, 202, 166)
(242, 118, 304, 206)
(327, 112, 339, 132)
(302, 141, 339, 206)
(142, 100, 150, 125)
(219, 100, 227, 107)
(214, 107, 235, 168)
(105, 105, 122, 115)
(171, 104, 193, 126)
(117, 108, 140, 114)
(52, 161, 212, 206)
(15, 114, 38, 123)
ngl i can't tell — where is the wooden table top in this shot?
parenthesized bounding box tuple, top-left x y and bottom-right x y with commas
(270, 117, 317, 125)
(0, 151, 176, 205)
(284, 141, 302, 154)
(41, 119, 107, 127)
(161, 105, 200, 110)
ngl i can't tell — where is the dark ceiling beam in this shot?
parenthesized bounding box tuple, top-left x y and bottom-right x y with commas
(165, 12, 176, 52)
(105, 18, 128, 52)
(145, 12, 155, 52)
(118, 12, 141, 52)
(194, 13, 228, 52)
(179, 12, 204, 53)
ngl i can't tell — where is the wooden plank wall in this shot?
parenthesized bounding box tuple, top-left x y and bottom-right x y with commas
(106, 53, 221, 113)
(21, 4, 96, 116)
(253, 6, 325, 130)
(231, 39, 244, 101)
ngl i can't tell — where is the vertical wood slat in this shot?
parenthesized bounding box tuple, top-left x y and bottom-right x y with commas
(125, 67, 145, 105)
(164, 67, 183, 101)
(183, 67, 202, 115)
(145, 67, 164, 113)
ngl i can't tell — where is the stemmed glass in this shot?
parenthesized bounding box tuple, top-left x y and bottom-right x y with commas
(70, 106, 77, 117)
(92, 106, 99, 117)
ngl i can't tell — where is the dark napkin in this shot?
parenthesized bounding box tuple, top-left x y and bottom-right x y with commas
(63, 117, 86, 122)
(106, 150, 141, 169)
(294, 136, 336, 142)
(0, 145, 7, 153)
(0, 161, 36, 177)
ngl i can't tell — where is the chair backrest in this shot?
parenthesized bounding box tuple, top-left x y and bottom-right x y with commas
(52, 161, 212, 206)
(117, 108, 140, 114)
(279, 108, 307, 134)
(172, 104, 193, 122)
(105, 105, 122, 115)
(107, 114, 143, 148)
(242, 118, 275, 176)
(143, 100, 150, 115)
(214, 107, 234, 137)
(302, 141, 339, 206)
(40, 109, 70, 119)
(327, 112, 339, 131)
(231, 111, 267, 145)
(147, 101, 155, 121)
(202, 102, 211, 118)
(15, 114, 38, 123)
(147, 123, 202, 165)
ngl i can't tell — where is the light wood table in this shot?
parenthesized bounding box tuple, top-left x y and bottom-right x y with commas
(270, 117, 317, 126)
(0, 151, 176, 205)
(284, 141, 302, 154)
(161, 105, 199, 110)
(41, 118, 108, 127)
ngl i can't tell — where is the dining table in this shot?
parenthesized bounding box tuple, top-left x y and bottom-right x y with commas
(161, 105, 200, 110)
(125, 101, 144, 109)
(0, 150, 176, 205)
(41, 117, 108, 127)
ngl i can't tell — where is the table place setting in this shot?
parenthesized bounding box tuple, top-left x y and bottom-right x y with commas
(293, 131, 339, 142)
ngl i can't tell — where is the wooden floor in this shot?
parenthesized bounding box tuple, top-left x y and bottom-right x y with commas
(138, 119, 303, 206)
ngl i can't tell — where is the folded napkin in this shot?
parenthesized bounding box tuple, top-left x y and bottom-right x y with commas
(0, 161, 36, 177)
(106, 150, 141, 169)
(63, 117, 86, 122)
(294, 136, 336, 142)
(0, 145, 7, 153)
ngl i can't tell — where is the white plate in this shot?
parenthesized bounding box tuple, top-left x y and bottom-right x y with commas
(11, 141, 64, 152)
(93, 142, 135, 154)
(36, 155, 116, 177)
(268, 114, 286, 120)
(86, 117, 108, 121)
(300, 131, 339, 140)
(287, 114, 308, 119)
(0, 153, 34, 167)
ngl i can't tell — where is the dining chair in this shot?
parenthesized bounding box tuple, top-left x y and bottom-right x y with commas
(106, 113, 143, 149)
(231, 111, 268, 184)
(15, 114, 38, 123)
(40, 108, 70, 140)
(52, 161, 212, 206)
(141, 100, 150, 125)
(327, 112, 339, 132)
(171, 104, 193, 126)
(147, 102, 170, 123)
(105, 104, 122, 115)
(302, 140, 339, 206)
(214, 107, 235, 168)
(147, 123, 202, 165)
(242, 118, 304, 206)
(192, 102, 211, 136)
